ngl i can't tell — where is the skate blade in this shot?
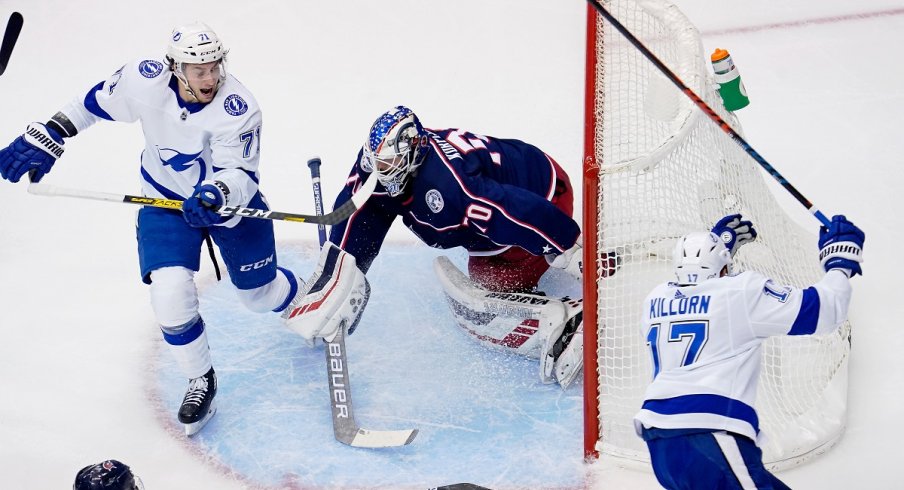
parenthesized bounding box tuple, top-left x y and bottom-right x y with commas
(183, 399, 218, 437)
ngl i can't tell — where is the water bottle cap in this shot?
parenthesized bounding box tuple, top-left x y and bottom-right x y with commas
(711, 48, 730, 62)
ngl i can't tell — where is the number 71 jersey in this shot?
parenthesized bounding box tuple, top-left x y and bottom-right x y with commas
(633, 269, 852, 443)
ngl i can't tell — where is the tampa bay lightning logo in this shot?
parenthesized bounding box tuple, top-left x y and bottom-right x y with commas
(108, 65, 125, 94)
(138, 60, 164, 78)
(157, 147, 205, 174)
(172, 31, 182, 42)
(425, 189, 444, 213)
(224, 94, 248, 116)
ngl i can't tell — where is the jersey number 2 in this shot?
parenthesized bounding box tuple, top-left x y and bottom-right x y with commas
(645, 321, 709, 378)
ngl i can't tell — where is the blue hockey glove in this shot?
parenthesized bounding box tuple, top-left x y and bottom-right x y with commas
(818, 215, 864, 276)
(182, 180, 229, 228)
(711, 213, 757, 256)
(0, 123, 65, 183)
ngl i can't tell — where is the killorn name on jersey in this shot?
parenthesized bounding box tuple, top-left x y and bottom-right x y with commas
(649, 294, 711, 319)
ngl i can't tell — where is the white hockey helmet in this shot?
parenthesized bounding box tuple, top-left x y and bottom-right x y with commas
(362, 106, 428, 197)
(673, 231, 731, 285)
(166, 22, 228, 91)
(167, 22, 227, 64)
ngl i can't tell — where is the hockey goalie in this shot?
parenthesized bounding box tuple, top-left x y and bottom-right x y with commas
(320, 106, 621, 388)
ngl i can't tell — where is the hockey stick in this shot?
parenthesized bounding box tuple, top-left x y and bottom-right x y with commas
(307, 156, 418, 448)
(26, 171, 377, 226)
(430, 484, 493, 490)
(0, 12, 23, 77)
(585, 0, 831, 227)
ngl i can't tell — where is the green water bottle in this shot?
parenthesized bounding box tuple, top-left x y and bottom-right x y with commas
(711, 48, 749, 111)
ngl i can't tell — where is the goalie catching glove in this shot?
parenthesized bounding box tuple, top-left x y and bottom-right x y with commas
(546, 235, 620, 280)
(281, 242, 370, 342)
(546, 235, 583, 281)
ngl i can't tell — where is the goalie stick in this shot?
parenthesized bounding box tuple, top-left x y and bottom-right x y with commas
(26, 170, 377, 226)
(307, 157, 418, 448)
(0, 12, 23, 77)
(585, 0, 832, 227)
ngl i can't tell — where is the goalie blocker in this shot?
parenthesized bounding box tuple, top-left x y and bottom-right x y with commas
(282, 242, 370, 343)
(434, 256, 584, 388)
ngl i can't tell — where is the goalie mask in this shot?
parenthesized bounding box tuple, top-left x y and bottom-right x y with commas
(73, 460, 144, 490)
(673, 231, 731, 285)
(166, 22, 229, 100)
(362, 106, 428, 197)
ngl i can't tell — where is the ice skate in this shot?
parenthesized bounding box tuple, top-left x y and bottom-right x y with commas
(178, 367, 217, 436)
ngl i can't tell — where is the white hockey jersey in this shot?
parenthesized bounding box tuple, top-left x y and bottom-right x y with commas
(57, 58, 263, 226)
(633, 269, 852, 444)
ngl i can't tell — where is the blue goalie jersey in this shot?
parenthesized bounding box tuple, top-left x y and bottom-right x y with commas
(329, 128, 581, 272)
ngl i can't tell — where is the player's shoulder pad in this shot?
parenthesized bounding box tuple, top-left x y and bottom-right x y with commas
(718, 269, 763, 288)
(426, 129, 462, 162)
(95, 58, 167, 99)
(110, 57, 168, 85)
(217, 75, 260, 120)
(133, 58, 168, 80)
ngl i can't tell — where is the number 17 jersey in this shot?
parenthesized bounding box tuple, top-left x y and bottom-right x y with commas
(633, 269, 852, 444)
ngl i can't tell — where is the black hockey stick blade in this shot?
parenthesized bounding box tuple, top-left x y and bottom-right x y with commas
(0, 12, 23, 77)
(430, 484, 493, 490)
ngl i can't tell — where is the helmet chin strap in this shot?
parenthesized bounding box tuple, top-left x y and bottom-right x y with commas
(179, 78, 202, 103)
(172, 62, 222, 103)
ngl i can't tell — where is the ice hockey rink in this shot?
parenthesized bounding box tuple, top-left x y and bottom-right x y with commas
(1, 0, 901, 488)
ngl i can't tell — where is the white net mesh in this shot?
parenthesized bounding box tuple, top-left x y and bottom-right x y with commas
(587, 0, 850, 469)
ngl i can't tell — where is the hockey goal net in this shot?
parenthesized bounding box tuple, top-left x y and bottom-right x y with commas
(581, 0, 851, 470)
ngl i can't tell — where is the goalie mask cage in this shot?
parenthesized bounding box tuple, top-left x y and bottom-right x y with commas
(581, 0, 851, 470)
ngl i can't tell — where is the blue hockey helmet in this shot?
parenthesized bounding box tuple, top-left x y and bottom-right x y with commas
(362, 106, 428, 197)
(73, 460, 144, 490)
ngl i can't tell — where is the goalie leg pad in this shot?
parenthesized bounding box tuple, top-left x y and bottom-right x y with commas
(282, 242, 369, 342)
(540, 298, 584, 388)
(435, 256, 568, 358)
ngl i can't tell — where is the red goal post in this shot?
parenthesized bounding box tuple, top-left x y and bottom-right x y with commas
(581, 0, 851, 470)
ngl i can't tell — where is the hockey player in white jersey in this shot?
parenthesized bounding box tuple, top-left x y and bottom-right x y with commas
(634, 214, 864, 489)
(0, 22, 368, 436)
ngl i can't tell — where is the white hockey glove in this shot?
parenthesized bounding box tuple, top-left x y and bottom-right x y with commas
(281, 242, 370, 342)
(546, 236, 583, 281)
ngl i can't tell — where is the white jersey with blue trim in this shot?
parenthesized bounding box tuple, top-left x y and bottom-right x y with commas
(55, 57, 262, 224)
(633, 268, 852, 444)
